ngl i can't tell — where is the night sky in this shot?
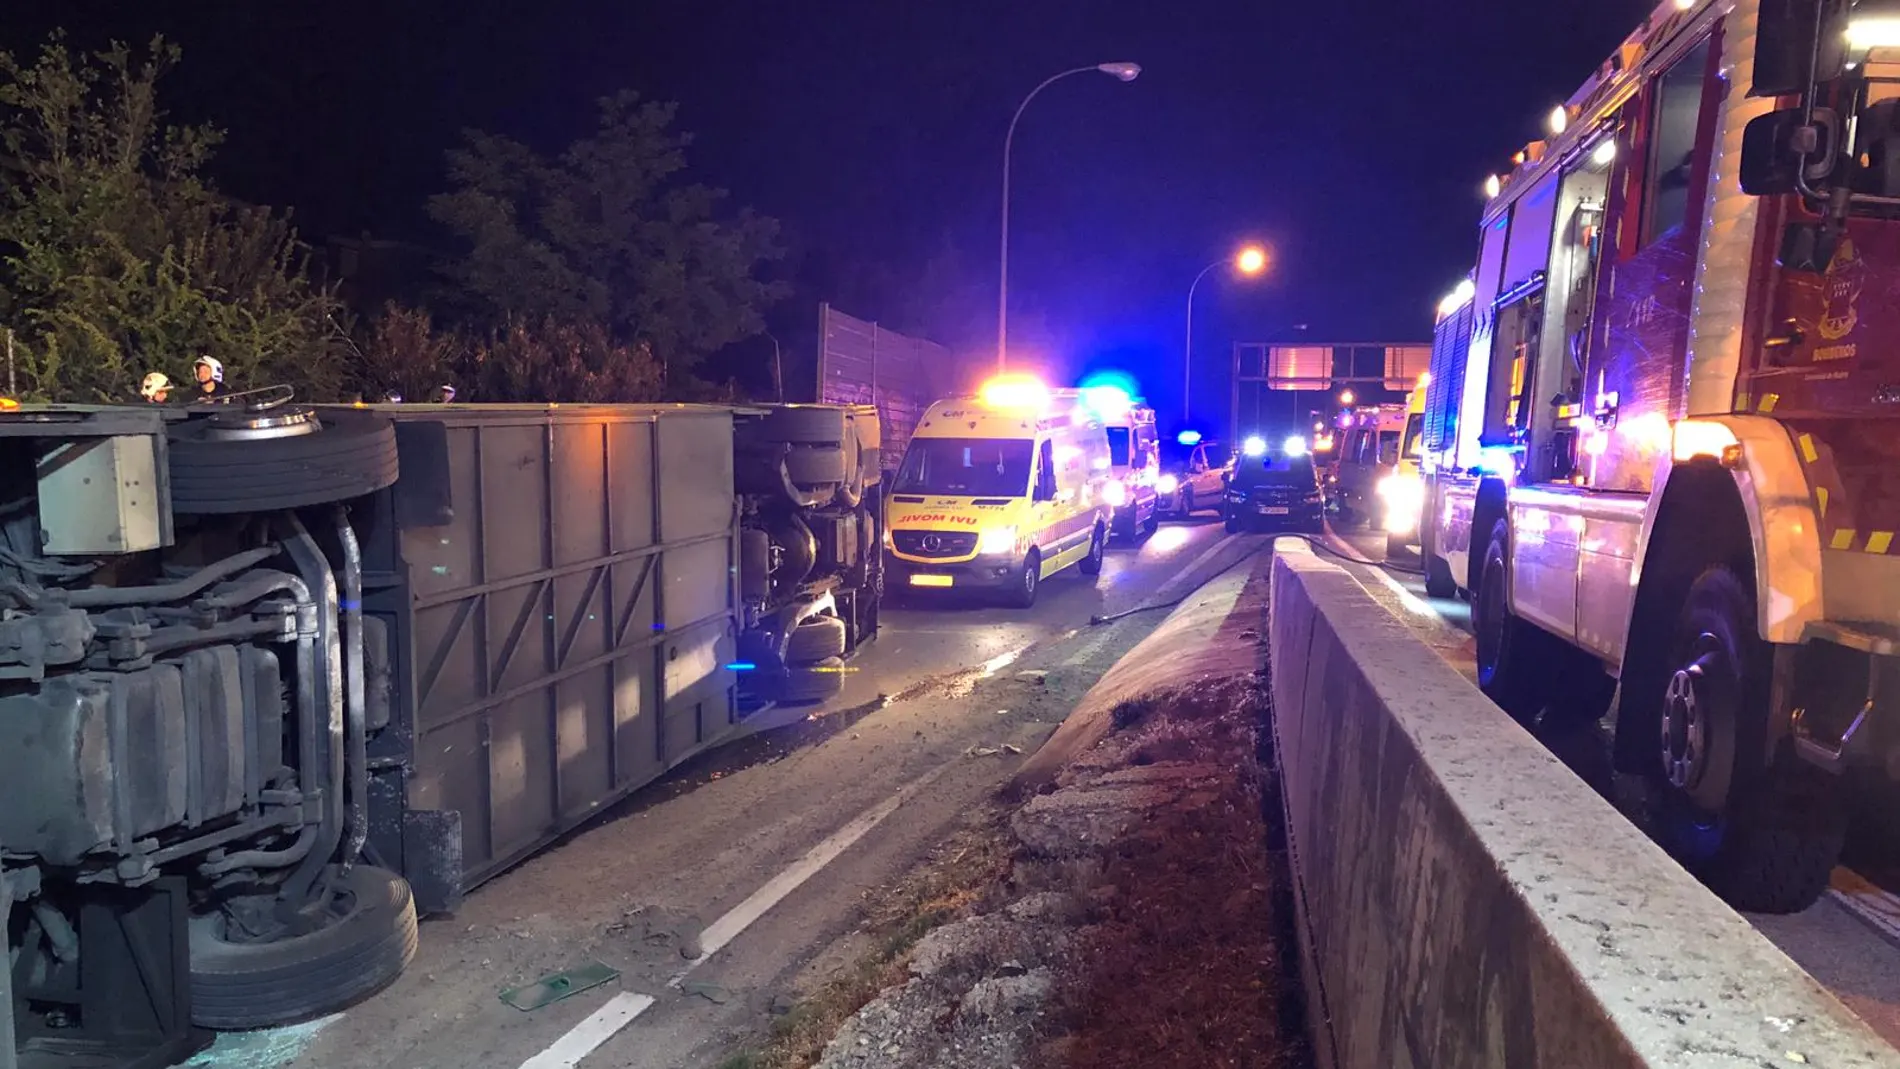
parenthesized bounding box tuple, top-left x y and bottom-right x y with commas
(6, 0, 1655, 412)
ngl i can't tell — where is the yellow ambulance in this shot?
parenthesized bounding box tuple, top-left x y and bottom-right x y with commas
(1377, 376, 1430, 557)
(885, 375, 1114, 607)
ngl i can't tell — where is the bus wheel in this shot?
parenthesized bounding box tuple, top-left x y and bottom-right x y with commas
(1007, 550, 1042, 609)
(1652, 567, 1843, 914)
(1473, 520, 1553, 724)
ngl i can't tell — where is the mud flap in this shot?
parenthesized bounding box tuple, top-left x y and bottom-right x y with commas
(401, 809, 465, 915)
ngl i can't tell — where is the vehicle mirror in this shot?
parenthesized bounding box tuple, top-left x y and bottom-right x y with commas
(1753, 0, 1848, 97)
(1741, 107, 1839, 196)
(1853, 98, 1900, 197)
(1778, 219, 1841, 273)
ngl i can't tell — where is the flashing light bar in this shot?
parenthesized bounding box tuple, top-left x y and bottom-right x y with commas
(979, 374, 1051, 411)
(1177, 429, 1204, 446)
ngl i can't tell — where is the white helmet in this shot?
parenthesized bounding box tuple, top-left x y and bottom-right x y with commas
(140, 372, 172, 400)
(194, 355, 224, 383)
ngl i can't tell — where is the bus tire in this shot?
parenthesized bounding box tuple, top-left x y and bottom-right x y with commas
(1652, 567, 1843, 914)
(189, 865, 417, 1029)
(787, 616, 847, 663)
(781, 658, 846, 704)
(168, 410, 400, 515)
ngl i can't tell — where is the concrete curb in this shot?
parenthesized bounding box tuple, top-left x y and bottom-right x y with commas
(1003, 548, 1274, 800)
(1269, 549, 1895, 1068)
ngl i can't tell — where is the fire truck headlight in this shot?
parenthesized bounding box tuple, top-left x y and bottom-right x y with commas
(1377, 474, 1425, 534)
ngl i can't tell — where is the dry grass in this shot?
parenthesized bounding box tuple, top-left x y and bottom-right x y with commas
(721, 807, 1017, 1069)
(1031, 680, 1310, 1069)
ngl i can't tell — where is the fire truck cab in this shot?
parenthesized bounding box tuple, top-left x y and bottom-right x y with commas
(1420, 0, 1900, 913)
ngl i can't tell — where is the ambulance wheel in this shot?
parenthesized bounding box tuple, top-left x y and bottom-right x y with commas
(1079, 524, 1106, 578)
(1007, 550, 1041, 609)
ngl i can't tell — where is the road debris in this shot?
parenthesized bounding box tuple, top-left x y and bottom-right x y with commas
(682, 981, 733, 1005)
(498, 961, 620, 1012)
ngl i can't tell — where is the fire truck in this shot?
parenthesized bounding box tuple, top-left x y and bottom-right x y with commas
(1419, 0, 1900, 913)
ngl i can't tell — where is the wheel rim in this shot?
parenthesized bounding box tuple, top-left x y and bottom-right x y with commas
(1661, 637, 1722, 792)
(1023, 557, 1038, 598)
(1091, 529, 1104, 567)
(1475, 553, 1507, 687)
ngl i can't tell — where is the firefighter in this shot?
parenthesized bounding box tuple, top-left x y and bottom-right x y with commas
(140, 372, 173, 404)
(435, 384, 457, 404)
(191, 356, 229, 402)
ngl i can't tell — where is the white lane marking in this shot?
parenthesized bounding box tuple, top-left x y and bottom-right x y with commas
(518, 992, 656, 1069)
(670, 759, 960, 984)
(1831, 867, 1900, 948)
(1061, 626, 1117, 668)
(1148, 531, 1239, 603)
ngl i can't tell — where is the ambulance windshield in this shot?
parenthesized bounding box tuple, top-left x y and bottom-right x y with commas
(894, 439, 1035, 497)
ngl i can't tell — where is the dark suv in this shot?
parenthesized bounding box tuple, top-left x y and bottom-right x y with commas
(1223, 451, 1324, 533)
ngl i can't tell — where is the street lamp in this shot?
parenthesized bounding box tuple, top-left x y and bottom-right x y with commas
(1339, 388, 1357, 406)
(1184, 244, 1269, 424)
(763, 331, 783, 403)
(997, 62, 1142, 371)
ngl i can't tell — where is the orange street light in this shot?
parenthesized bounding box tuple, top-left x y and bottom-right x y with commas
(1185, 243, 1273, 423)
(1339, 389, 1357, 406)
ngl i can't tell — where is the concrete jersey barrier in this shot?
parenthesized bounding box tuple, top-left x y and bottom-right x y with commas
(1268, 546, 1895, 1069)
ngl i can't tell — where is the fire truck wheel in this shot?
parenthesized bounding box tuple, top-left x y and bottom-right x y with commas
(787, 615, 847, 663)
(168, 410, 401, 514)
(1079, 524, 1106, 578)
(1473, 520, 1557, 724)
(1423, 553, 1458, 599)
(189, 865, 418, 1029)
(781, 657, 846, 704)
(1652, 567, 1844, 914)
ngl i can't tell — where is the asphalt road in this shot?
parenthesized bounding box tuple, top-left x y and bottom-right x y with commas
(190, 515, 1262, 1069)
(1321, 524, 1900, 1052)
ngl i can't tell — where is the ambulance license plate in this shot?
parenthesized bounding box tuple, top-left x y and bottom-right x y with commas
(910, 574, 954, 588)
(1261, 506, 1290, 515)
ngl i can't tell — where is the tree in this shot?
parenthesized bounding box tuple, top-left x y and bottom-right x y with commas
(427, 91, 786, 385)
(355, 303, 663, 405)
(0, 34, 347, 403)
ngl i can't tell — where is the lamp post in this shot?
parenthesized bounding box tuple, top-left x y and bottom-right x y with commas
(763, 331, 782, 403)
(997, 62, 1142, 372)
(1184, 245, 1268, 424)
